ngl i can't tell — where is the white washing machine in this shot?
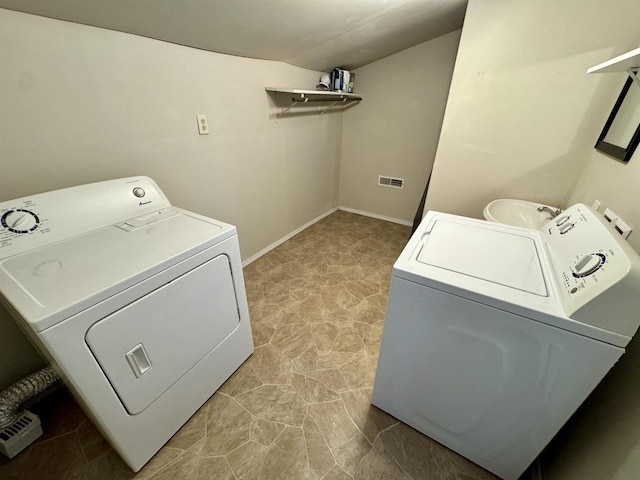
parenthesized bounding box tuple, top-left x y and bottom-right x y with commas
(0, 177, 254, 471)
(372, 204, 640, 480)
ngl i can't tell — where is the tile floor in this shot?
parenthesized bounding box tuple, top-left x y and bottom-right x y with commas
(0, 211, 499, 480)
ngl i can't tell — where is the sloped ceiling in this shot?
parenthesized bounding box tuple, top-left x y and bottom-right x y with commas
(0, 0, 467, 72)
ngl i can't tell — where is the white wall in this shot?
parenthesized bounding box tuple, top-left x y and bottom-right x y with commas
(0, 9, 343, 389)
(0, 9, 342, 259)
(568, 133, 640, 253)
(339, 30, 460, 223)
(425, 0, 640, 220)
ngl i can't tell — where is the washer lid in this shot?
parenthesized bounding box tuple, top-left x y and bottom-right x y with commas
(416, 219, 547, 296)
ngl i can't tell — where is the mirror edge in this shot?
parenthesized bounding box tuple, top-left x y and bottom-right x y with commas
(595, 75, 640, 163)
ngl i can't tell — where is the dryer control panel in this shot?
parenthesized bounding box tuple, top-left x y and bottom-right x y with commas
(0, 177, 170, 259)
(543, 204, 640, 337)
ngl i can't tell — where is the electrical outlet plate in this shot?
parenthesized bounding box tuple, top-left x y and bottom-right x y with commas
(603, 208, 618, 223)
(614, 218, 633, 239)
(196, 114, 209, 135)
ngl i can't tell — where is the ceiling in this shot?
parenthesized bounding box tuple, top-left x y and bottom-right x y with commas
(0, 0, 467, 72)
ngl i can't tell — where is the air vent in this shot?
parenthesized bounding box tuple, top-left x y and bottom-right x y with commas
(378, 176, 404, 189)
(0, 410, 42, 459)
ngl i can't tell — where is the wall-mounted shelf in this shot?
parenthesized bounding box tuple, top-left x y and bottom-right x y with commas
(265, 87, 363, 118)
(587, 47, 640, 88)
(587, 47, 640, 74)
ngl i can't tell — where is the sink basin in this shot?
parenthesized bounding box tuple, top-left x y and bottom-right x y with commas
(483, 199, 557, 229)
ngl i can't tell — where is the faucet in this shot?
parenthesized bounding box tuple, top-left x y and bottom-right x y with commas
(537, 205, 562, 218)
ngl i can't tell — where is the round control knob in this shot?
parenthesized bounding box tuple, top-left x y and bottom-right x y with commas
(1, 209, 40, 234)
(133, 187, 146, 198)
(572, 253, 605, 278)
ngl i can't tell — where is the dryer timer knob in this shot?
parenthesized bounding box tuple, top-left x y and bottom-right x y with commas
(1, 209, 40, 233)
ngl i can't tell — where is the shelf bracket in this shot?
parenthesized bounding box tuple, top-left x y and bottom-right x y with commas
(320, 98, 352, 115)
(276, 96, 308, 119)
(320, 99, 340, 115)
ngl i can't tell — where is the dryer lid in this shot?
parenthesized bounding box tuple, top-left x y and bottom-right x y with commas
(416, 219, 547, 296)
(0, 212, 234, 332)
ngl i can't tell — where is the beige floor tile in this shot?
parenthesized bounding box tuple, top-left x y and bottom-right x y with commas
(348, 301, 385, 326)
(81, 449, 129, 480)
(248, 343, 292, 384)
(339, 350, 377, 390)
(322, 464, 352, 480)
(275, 325, 316, 360)
(322, 285, 361, 310)
(311, 323, 339, 351)
(331, 332, 365, 353)
(364, 293, 388, 313)
(308, 400, 359, 449)
(226, 440, 268, 479)
(203, 394, 251, 456)
(271, 319, 308, 346)
(291, 346, 319, 376)
(332, 433, 372, 475)
(298, 295, 328, 324)
(117, 447, 183, 479)
(196, 456, 235, 480)
(165, 405, 207, 451)
(259, 427, 314, 480)
(312, 368, 352, 393)
(250, 418, 285, 447)
(325, 308, 352, 327)
(341, 388, 397, 444)
(0, 446, 31, 480)
(35, 388, 87, 443)
(447, 450, 500, 480)
(291, 372, 340, 403)
(149, 439, 204, 480)
(344, 280, 380, 301)
(353, 322, 383, 356)
(317, 350, 357, 370)
(251, 322, 275, 347)
(354, 437, 411, 480)
(218, 361, 263, 397)
(302, 413, 335, 478)
(77, 418, 112, 464)
(379, 423, 455, 480)
(23, 433, 86, 479)
(236, 384, 307, 426)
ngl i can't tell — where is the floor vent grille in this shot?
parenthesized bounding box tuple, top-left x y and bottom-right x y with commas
(378, 176, 404, 189)
(0, 410, 42, 459)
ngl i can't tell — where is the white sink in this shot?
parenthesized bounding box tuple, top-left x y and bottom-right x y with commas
(483, 199, 557, 229)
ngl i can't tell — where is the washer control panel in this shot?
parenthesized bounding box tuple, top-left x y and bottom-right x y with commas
(0, 177, 170, 259)
(543, 203, 640, 328)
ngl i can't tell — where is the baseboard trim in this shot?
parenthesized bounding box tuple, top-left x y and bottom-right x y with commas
(338, 206, 413, 227)
(242, 207, 339, 267)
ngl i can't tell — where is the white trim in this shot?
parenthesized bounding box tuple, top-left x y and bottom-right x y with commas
(338, 206, 412, 226)
(242, 207, 338, 267)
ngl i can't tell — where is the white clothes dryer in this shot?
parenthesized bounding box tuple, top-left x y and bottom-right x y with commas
(372, 204, 640, 480)
(0, 177, 254, 471)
